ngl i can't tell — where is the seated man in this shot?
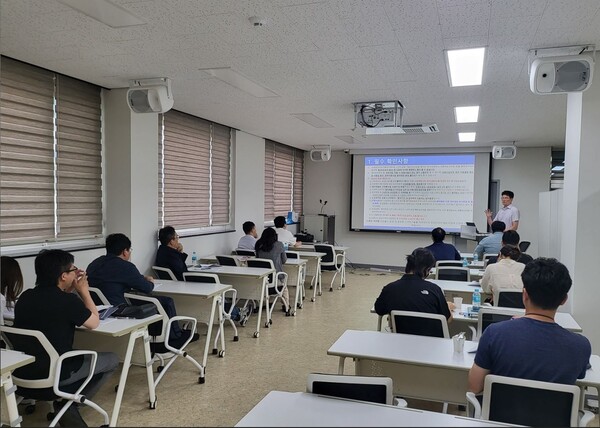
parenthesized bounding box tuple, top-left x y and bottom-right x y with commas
(155, 226, 188, 280)
(468, 258, 591, 394)
(485, 230, 533, 265)
(425, 227, 461, 262)
(473, 221, 505, 260)
(374, 248, 454, 334)
(274, 215, 301, 248)
(14, 249, 119, 427)
(87, 233, 198, 343)
(237, 221, 258, 251)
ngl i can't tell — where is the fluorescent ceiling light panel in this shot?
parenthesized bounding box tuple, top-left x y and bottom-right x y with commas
(57, 0, 146, 28)
(446, 47, 486, 87)
(291, 113, 333, 128)
(454, 106, 480, 123)
(199, 67, 279, 98)
(458, 132, 476, 142)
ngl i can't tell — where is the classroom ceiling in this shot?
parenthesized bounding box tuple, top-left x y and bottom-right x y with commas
(1, 0, 599, 152)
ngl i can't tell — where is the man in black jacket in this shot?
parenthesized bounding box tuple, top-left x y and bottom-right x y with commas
(155, 226, 188, 280)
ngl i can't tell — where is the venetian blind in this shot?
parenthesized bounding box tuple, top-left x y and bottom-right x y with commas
(211, 123, 231, 225)
(264, 140, 304, 222)
(293, 150, 304, 214)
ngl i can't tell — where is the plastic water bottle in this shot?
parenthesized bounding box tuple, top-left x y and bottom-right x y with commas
(473, 253, 478, 263)
(472, 288, 481, 312)
(462, 256, 468, 267)
(191, 251, 197, 266)
(283, 242, 289, 251)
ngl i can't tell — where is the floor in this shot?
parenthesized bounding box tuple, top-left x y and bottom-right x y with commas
(13, 268, 600, 426)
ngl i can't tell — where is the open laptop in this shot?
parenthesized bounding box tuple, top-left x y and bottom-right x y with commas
(466, 222, 480, 233)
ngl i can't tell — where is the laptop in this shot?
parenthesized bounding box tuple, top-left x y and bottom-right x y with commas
(466, 222, 480, 233)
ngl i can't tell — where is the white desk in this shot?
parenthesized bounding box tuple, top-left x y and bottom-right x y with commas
(74, 314, 162, 426)
(282, 258, 308, 315)
(189, 266, 274, 338)
(1, 349, 35, 427)
(152, 279, 231, 365)
(429, 279, 489, 304)
(296, 251, 325, 302)
(235, 391, 517, 427)
(327, 330, 599, 406)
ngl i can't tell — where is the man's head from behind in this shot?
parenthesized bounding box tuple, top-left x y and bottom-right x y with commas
(35, 249, 75, 288)
(502, 230, 520, 246)
(522, 258, 571, 310)
(491, 221, 506, 233)
(106, 233, 132, 259)
(274, 216, 287, 229)
(243, 221, 257, 237)
(431, 227, 446, 243)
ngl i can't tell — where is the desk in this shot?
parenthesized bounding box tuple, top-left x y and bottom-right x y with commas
(74, 314, 162, 426)
(296, 251, 325, 302)
(327, 330, 599, 407)
(1, 350, 35, 427)
(151, 279, 231, 363)
(235, 391, 517, 427)
(429, 279, 489, 304)
(282, 259, 307, 314)
(297, 245, 349, 289)
(189, 266, 274, 338)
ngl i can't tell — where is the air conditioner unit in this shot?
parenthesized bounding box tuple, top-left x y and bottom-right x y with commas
(127, 77, 174, 113)
(492, 145, 517, 160)
(309, 145, 331, 162)
(530, 55, 594, 95)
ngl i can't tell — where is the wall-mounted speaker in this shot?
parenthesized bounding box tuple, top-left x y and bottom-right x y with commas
(309, 146, 331, 162)
(127, 77, 174, 113)
(492, 145, 517, 160)
(530, 55, 594, 95)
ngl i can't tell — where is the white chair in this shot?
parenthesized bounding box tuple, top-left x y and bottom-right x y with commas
(246, 258, 290, 322)
(494, 288, 524, 309)
(389, 310, 450, 338)
(0, 325, 110, 427)
(435, 266, 470, 282)
(89, 287, 110, 306)
(466, 374, 595, 427)
(469, 307, 523, 342)
(152, 265, 177, 281)
(435, 260, 463, 268)
(313, 244, 344, 292)
(123, 293, 205, 386)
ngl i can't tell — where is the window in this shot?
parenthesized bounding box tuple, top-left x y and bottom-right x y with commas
(264, 140, 304, 222)
(158, 110, 232, 233)
(0, 57, 103, 250)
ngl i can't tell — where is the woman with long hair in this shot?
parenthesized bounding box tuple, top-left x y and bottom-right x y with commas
(480, 245, 525, 302)
(1, 256, 24, 320)
(255, 227, 289, 312)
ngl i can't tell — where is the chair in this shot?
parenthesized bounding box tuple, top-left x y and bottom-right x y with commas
(466, 374, 594, 427)
(0, 325, 110, 427)
(89, 287, 110, 306)
(123, 293, 205, 386)
(470, 307, 523, 342)
(152, 265, 177, 281)
(518, 241, 531, 252)
(435, 260, 463, 268)
(307, 373, 394, 405)
(494, 288, 525, 309)
(435, 266, 470, 282)
(234, 249, 255, 257)
(482, 253, 497, 264)
(216, 255, 239, 267)
(389, 310, 450, 339)
(314, 244, 344, 292)
(246, 258, 290, 322)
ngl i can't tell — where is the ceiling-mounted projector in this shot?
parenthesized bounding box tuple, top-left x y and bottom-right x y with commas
(309, 145, 331, 162)
(127, 77, 174, 113)
(492, 145, 517, 160)
(530, 54, 594, 95)
(354, 100, 404, 128)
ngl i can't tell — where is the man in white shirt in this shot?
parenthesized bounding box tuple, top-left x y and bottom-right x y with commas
(274, 216, 301, 248)
(237, 221, 258, 251)
(485, 190, 519, 231)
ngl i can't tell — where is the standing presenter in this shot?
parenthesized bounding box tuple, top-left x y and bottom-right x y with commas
(485, 190, 519, 231)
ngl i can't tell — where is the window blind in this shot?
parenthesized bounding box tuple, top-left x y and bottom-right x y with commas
(211, 123, 231, 225)
(264, 141, 275, 221)
(264, 140, 304, 222)
(293, 150, 304, 214)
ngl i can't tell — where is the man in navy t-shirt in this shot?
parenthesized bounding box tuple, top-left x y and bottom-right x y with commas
(425, 227, 461, 262)
(468, 258, 591, 393)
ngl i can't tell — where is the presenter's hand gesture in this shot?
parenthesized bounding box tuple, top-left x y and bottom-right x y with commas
(484, 209, 493, 218)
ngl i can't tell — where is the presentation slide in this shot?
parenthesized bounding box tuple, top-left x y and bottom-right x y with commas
(351, 153, 490, 233)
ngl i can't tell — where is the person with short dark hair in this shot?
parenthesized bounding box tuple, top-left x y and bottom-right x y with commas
(425, 227, 461, 261)
(374, 248, 454, 332)
(473, 221, 506, 259)
(155, 226, 188, 280)
(485, 190, 519, 231)
(486, 230, 533, 265)
(480, 245, 525, 300)
(14, 250, 119, 426)
(237, 221, 258, 251)
(1, 256, 24, 324)
(274, 215, 300, 248)
(468, 258, 591, 393)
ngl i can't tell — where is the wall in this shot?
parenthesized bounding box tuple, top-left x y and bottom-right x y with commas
(303, 147, 551, 267)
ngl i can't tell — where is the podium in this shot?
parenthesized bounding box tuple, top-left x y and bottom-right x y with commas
(301, 214, 335, 244)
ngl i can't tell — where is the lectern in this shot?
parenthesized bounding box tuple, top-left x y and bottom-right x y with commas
(301, 215, 335, 244)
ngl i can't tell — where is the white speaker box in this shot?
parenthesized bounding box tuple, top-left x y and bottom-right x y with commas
(309, 147, 331, 162)
(127, 78, 174, 113)
(492, 145, 517, 160)
(530, 55, 594, 95)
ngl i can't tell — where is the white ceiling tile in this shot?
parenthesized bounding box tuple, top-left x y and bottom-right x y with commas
(438, 0, 491, 39)
(538, 0, 600, 30)
(490, 0, 547, 19)
(489, 15, 541, 48)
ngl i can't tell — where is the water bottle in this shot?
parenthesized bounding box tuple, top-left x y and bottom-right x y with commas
(462, 256, 468, 267)
(283, 242, 289, 251)
(473, 253, 478, 263)
(191, 251, 197, 266)
(472, 288, 481, 312)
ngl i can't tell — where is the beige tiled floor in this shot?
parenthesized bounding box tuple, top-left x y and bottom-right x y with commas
(14, 268, 600, 426)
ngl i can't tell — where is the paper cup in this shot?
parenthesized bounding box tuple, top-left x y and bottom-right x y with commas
(453, 335, 465, 353)
(453, 297, 463, 308)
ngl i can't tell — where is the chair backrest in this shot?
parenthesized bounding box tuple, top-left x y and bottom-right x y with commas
(285, 251, 300, 259)
(483, 253, 497, 262)
(124, 293, 169, 341)
(481, 374, 580, 426)
(306, 373, 393, 405)
(234, 249, 256, 256)
(152, 265, 177, 281)
(247, 258, 275, 283)
(216, 255, 239, 267)
(435, 260, 463, 267)
(518, 241, 531, 252)
(477, 307, 522, 339)
(390, 310, 450, 338)
(89, 287, 110, 305)
(182, 272, 220, 283)
(436, 266, 470, 282)
(494, 289, 525, 309)
(314, 244, 335, 264)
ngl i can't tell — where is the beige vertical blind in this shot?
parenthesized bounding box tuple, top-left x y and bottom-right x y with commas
(264, 140, 304, 222)
(0, 57, 103, 246)
(264, 141, 275, 221)
(211, 123, 231, 225)
(293, 150, 304, 214)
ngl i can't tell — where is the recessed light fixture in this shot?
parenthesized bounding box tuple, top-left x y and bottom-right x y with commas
(290, 113, 333, 128)
(454, 106, 480, 123)
(198, 67, 279, 98)
(446, 47, 486, 87)
(57, 0, 146, 28)
(458, 132, 476, 142)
